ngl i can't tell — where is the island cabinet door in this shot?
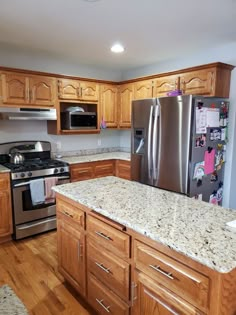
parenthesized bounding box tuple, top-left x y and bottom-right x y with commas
(132, 271, 205, 315)
(57, 219, 86, 297)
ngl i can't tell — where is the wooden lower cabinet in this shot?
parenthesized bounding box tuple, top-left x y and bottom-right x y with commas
(57, 217, 86, 297)
(116, 160, 131, 180)
(0, 173, 13, 242)
(70, 159, 130, 182)
(133, 271, 204, 315)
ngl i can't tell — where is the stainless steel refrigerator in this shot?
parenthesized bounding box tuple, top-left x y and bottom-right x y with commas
(131, 95, 229, 205)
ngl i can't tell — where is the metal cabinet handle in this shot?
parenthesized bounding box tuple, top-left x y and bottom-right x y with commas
(149, 264, 174, 280)
(95, 298, 110, 313)
(95, 231, 112, 241)
(131, 282, 137, 306)
(95, 262, 111, 274)
(78, 240, 83, 259)
(63, 210, 73, 218)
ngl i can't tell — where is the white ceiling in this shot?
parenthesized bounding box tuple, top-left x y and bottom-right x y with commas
(0, 0, 236, 71)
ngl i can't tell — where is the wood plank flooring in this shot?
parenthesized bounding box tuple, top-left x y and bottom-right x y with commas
(0, 231, 95, 315)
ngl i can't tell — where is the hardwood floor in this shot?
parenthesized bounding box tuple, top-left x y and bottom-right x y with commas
(0, 231, 95, 315)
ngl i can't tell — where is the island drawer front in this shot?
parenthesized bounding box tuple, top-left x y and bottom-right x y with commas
(87, 241, 130, 301)
(57, 199, 84, 228)
(88, 273, 130, 315)
(134, 240, 209, 312)
(87, 215, 130, 258)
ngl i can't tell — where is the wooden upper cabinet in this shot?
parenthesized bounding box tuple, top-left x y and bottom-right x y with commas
(0, 173, 13, 239)
(153, 74, 179, 97)
(58, 79, 80, 100)
(134, 80, 153, 100)
(1, 72, 56, 107)
(80, 80, 98, 101)
(118, 83, 133, 128)
(180, 65, 233, 97)
(58, 78, 98, 101)
(1, 73, 28, 104)
(29, 75, 56, 106)
(180, 69, 215, 96)
(100, 84, 118, 128)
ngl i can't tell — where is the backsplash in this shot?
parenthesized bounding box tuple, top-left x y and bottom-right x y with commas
(52, 146, 130, 158)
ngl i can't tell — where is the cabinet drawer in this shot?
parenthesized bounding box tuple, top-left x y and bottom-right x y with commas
(57, 199, 84, 227)
(88, 274, 129, 315)
(94, 160, 114, 178)
(87, 241, 130, 301)
(87, 215, 130, 259)
(70, 163, 94, 182)
(134, 240, 209, 312)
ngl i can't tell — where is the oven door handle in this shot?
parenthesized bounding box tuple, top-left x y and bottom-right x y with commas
(13, 176, 70, 188)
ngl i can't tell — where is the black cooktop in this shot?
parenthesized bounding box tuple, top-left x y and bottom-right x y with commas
(4, 159, 67, 173)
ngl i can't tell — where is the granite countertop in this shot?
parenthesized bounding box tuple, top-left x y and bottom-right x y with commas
(53, 176, 236, 273)
(59, 152, 130, 165)
(0, 165, 10, 173)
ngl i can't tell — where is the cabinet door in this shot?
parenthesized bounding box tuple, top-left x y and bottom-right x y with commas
(134, 80, 153, 100)
(100, 84, 118, 127)
(58, 79, 81, 100)
(1, 72, 29, 104)
(57, 219, 86, 296)
(70, 163, 94, 182)
(133, 272, 204, 315)
(118, 83, 133, 128)
(116, 160, 131, 180)
(0, 174, 12, 237)
(153, 75, 179, 97)
(29, 76, 56, 106)
(180, 69, 216, 96)
(80, 80, 98, 101)
(94, 160, 115, 178)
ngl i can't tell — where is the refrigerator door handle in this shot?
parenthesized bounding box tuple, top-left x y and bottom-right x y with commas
(153, 104, 160, 180)
(148, 105, 154, 179)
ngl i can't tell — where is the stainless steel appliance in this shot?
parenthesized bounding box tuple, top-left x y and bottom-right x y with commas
(131, 95, 229, 204)
(0, 107, 57, 120)
(60, 111, 97, 130)
(0, 141, 70, 239)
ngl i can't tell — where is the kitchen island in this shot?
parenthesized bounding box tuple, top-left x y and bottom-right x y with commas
(54, 176, 236, 315)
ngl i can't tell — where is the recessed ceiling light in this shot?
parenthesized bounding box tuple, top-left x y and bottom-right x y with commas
(111, 43, 125, 53)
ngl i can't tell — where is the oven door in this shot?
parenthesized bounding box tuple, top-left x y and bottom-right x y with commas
(12, 175, 70, 239)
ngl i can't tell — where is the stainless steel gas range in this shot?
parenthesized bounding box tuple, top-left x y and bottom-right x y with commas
(0, 141, 70, 240)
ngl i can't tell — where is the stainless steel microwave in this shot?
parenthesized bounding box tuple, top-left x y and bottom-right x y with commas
(60, 111, 97, 130)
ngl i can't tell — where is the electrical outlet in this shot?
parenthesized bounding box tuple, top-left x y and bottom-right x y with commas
(98, 139, 101, 146)
(56, 141, 62, 151)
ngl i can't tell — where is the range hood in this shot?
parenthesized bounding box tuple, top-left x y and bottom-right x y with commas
(0, 107, 57, 120)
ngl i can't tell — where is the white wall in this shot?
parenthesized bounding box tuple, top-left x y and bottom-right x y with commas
(0, 43, 122, 81)
(121, 41, 236, 209)
(0, 120, 121, 154)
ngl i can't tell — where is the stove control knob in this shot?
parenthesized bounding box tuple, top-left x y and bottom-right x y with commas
(60, 167, 64, 173)
(28, 172, 32, 177)
(54, 168, 59, 174)
(20, 173, 25, 178)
